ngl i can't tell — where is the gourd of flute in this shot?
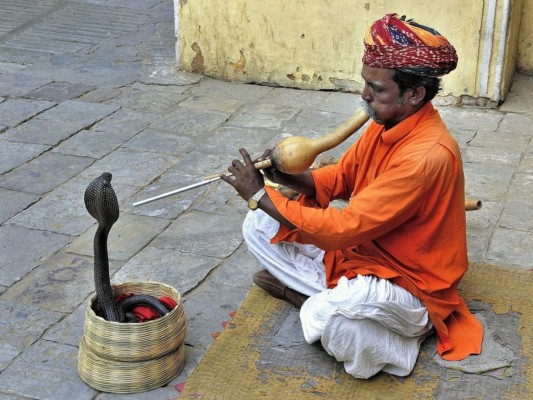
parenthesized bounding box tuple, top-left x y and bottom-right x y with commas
(254, 107, 369, 174)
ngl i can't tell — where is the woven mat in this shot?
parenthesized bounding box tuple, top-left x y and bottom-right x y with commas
(180, 263, 532, 399)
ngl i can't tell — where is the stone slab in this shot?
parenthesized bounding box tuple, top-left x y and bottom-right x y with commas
(178, 93, 246, 114)
(0, 300, 63, 371)
(0, 152, 94, 194)
(43, 301, 88, 347)
(0, 140, 50, 175)
(261, 87, 333, 110)
(438, 107, 503, 133)
(25, 58, 141, 87)
(98, 385, 181, 400)
(317, 92, 363, 115)
(190, 77, 273, 103)
(0, 188, 39, 224)
(498, 73, 533, 114)
(487, 228, 533, 269)
(3, 2, 148, 54)
(208, 244, 260, 289)
(463, 162, 514, 202)
(0, 340, 97, 400)
(0, 98, 56, 128)
(51, 129, 127, 159)
(121, 127, 196, 155)
(149, 107, 232, 136)
(497, 112, 533, 135)
(469, 129, 531, 150)
(69, 0, 163, 11)
(498, 173, 533, 231)
(78, 149, 179, 188)
(137, 70, 203, 87)
(464, 146, 522, 166)
(517, 154, 533, 173)
(126, 150, 246, 219)
(182, 279, 251, 352)
(0, 392, 32, 400)
(7, 177, 139, 235)
(449, 128, 477, 152)
(0, 72, 52, 97)
(24, 81, 96, 102)
(78, 87, 125, 103)
(225, 102, 300, 130)
(90, 109, 153, 136)
(1, 100, 119, 145)
(107, 82, 189, 114)
(126, 164, 220, 221)
(67, 213, 170, 261)
(151, 210, 244, 258)
(465, 202, 503, 262)
(0, 0, 58, 35)
(1, 252, 121, 314)
(198, 126, 279, 158)
(0, 62, 30, 73)
(0, 225, 71, 287)
(506, 173, 533, 200)
(112, 245, 221, 295)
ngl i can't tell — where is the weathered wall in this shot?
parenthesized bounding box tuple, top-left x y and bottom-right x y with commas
(518, 0, 533, 72)
(175, 0, 526, 103)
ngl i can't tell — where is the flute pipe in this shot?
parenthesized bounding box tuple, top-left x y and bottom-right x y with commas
(464, 199, 483, 211)
(203, 159, 272, 181)
(132, 176, 223, 207)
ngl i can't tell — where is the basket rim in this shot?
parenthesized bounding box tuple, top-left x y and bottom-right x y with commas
(86, 281, 183, 326)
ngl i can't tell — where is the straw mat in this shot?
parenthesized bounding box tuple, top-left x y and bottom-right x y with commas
(181, 263, 532, 399)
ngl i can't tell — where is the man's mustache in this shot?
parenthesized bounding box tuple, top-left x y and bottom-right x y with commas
(362, 101, 378, 121)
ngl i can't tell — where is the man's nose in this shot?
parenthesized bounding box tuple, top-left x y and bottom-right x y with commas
(361, 83, 372, 102)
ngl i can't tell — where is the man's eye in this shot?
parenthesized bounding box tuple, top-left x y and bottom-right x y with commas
(372, 85, 384, 93)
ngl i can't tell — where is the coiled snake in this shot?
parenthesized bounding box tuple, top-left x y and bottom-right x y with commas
(84, 172, 170, 322)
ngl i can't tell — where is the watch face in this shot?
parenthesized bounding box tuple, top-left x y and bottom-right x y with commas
(248, 198, 259, 210)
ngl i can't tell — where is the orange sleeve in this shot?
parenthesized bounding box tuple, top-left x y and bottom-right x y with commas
(268, 159, 426, 250)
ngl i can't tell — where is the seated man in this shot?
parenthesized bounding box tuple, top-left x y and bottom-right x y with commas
(221, 13, 482, 379)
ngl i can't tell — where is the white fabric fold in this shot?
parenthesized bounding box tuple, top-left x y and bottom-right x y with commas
(301, 276, 433, 378)
(243, 209, 326, 295)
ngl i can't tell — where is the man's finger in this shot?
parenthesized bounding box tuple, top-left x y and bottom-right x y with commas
(239, 148, 254, 168)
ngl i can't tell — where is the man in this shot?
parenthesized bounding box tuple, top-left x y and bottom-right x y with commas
(220, 13, 482, 379)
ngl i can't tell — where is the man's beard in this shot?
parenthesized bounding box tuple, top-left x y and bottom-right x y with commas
(362, 101, 381, 124)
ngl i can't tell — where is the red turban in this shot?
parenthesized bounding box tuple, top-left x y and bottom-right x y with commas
(362, 13, 458, 77)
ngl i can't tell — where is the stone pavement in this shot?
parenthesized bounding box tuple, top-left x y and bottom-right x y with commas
(0, 1, 532, 399)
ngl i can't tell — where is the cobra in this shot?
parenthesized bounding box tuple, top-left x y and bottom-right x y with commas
(84, 172, 170, 322)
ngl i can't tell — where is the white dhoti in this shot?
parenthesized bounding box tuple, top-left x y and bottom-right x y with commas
(242, 209, 433, 379)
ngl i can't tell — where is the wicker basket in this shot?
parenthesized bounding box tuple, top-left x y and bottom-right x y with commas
(78, 281, 187, 393)
(78, 339, 185, 393)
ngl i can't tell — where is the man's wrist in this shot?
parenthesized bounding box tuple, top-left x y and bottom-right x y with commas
(247, 187, 267, 210)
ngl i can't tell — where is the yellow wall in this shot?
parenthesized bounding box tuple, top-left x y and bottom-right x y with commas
(518, 0, 533, 71)
(503, 0, 523, 94)
(176, 0, 527, 103)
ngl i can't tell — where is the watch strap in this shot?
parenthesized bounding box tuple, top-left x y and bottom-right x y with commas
(252, 187, 267, 202)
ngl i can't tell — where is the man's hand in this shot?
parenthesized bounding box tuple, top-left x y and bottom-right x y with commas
(220, 148, 265, 201)
(219, 147, 297, 230)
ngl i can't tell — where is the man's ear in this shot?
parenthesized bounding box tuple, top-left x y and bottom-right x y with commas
(409, 86, 426, 106)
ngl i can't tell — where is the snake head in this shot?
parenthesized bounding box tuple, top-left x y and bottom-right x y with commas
(84, 172, 120, 227)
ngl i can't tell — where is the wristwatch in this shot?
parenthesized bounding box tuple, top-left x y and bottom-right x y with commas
(247, 188, 267, 210)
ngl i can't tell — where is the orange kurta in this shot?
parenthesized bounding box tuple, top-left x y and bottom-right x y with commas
(267, 102, 482, 361)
